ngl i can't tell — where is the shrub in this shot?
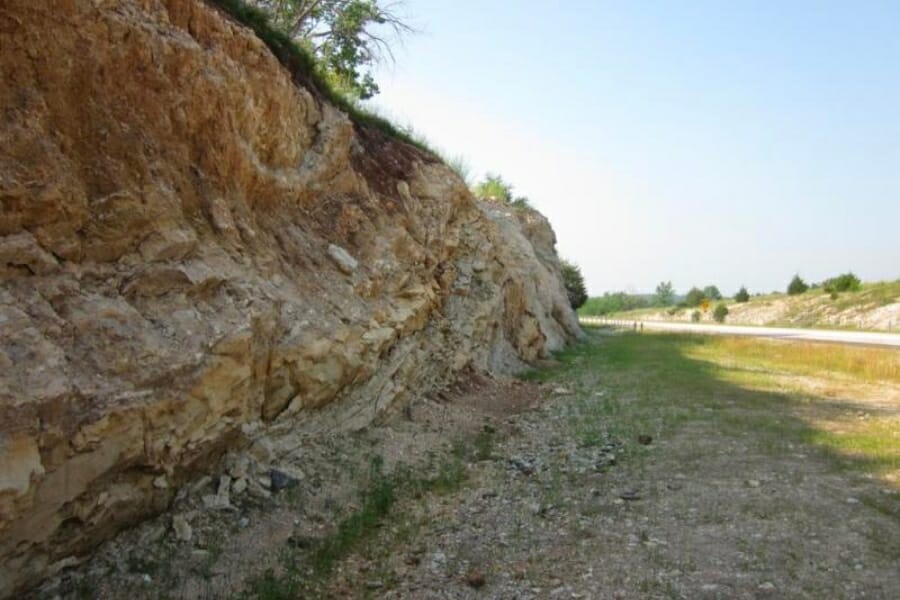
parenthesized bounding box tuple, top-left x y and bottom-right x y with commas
(734, 286, 750, 303)
(472, 173, 513, 203)
(685, 287, 705, 307)
(822, 272, 861, 293)
(560, 261, 588, 310)
(713, 303, 729, 323)
(787, 274, 809, 295)
(579, 292, 650, 316)
(691, 310, 701, 323)
(703, 285, 722, 300)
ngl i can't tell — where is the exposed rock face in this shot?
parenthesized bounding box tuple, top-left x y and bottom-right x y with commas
(0, 0, 581, 595)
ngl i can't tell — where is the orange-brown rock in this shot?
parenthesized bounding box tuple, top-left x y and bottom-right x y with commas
(0, 0, 581, 595)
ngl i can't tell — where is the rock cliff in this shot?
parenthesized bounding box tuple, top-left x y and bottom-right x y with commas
(0, 0, 581, 595)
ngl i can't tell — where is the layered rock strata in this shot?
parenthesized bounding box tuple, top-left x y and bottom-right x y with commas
(0, 0, 581, 595)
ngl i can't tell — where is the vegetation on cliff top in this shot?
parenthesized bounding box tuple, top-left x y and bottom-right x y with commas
(209, 0, 431, 153)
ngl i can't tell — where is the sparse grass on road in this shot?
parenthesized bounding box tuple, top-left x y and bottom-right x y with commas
(353, 326, 900, 598)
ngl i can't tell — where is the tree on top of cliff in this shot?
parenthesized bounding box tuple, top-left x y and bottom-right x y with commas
(252, 0, 414, 99)
(561, 261, 588, 310)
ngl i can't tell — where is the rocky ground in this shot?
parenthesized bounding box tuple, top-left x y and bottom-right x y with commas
(34, 329, 900, 599)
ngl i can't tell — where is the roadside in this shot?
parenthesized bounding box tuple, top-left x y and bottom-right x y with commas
(592, 281, 900, 333)
(37, 329, 900, 599)
(581, 317, 900, 348)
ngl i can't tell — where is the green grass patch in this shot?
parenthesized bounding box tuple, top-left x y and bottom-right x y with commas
(528, 329, 900, 491)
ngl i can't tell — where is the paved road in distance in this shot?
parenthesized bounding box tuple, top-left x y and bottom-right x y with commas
(579, 317, 900, 349)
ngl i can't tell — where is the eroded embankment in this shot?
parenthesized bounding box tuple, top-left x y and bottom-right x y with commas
(0, 0, 580, 595)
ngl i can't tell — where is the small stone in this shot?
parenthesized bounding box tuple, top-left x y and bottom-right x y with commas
(758, 582, 776, 591)
(465, 569, 486, 588)
(747, 479, 760, 488)
(619, 490, 641, 501)
(172, 515, 192, 542)
(202, 494, 232, 510)
(846, 497, 860, 504)
(142, 574, 151, 584)
(552, 387, 572, 395)
(152, 476, 169, 489)
(327, 243, 358, 274)
(270, 469, 300, 492)
(365, 580, 384, 590)
(429, 551, 447, 574)
(232, 477, 248, 495)
(238, 517, 250, 528)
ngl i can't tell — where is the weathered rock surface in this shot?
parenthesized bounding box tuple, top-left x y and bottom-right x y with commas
(0, 0, 580, 595)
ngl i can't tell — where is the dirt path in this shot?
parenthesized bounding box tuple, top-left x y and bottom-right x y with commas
(37, 330, 900, 599)
(326, 330, 900, 599)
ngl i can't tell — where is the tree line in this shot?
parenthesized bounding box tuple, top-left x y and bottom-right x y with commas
(580, 271, 864, 317)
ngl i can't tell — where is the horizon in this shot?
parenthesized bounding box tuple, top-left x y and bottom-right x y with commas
(369, 0, 900, 296)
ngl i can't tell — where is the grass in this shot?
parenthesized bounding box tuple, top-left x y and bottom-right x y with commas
(207, 0, 437, 155)
(243, 437, 478, 598)
(531, 327, 900, 486)
(687, 336, 900, 383)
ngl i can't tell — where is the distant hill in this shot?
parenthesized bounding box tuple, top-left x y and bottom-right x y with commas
(598, 280, 900, 332)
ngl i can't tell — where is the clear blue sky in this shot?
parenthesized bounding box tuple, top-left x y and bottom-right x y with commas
(369, 0, 900, 296)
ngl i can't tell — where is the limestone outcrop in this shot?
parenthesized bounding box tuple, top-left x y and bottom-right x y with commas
(0, 0, 581, 595)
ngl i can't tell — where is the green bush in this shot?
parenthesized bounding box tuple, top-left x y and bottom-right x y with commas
(579, 292, 649, 316)
(560, 261, 588, 310)
(703, 285, 722, 300)
(685, 287, 705, 307)
(822, 272, 861, 293)
(734, 286, 750, 303)
(787, 274, 809, 295)
(713, 302, 729, 323)
(691, 310, 701, 323)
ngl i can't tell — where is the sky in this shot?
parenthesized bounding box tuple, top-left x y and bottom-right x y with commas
(367, 0, 900, 296)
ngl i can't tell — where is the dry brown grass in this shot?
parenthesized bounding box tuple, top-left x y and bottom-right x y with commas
(691, 336, 900, 383)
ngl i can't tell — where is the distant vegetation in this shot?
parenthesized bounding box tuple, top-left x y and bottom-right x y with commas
(823, 272, 862, 294)
(580, 292, 654, 316)
(580, 271, 886, 321)
(655, 281, 675, 306)
(713, 302, 729, 323)
(584, 275, 898, 332)
(787, 274, 809, 295)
